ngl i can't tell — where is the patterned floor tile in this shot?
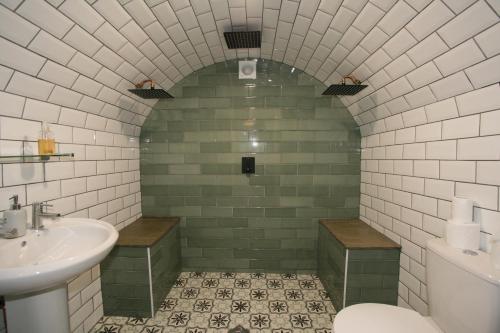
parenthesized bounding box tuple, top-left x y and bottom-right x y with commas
(93, 272, 336, 333)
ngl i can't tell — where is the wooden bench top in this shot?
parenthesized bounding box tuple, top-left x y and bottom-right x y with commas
(320, 218, 401, 250)
(117, 217, 180, 247)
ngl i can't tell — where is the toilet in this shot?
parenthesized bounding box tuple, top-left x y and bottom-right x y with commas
(333, 238, 500, 333)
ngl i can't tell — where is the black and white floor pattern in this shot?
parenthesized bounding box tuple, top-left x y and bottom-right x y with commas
(93, 272, 336, 333)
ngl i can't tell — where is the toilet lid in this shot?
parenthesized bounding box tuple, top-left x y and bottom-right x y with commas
(333, 303, 439, 333)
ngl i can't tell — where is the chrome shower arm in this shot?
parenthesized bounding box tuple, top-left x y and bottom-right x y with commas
(341, 76, 362, 85)
(134, 79, 156, 89)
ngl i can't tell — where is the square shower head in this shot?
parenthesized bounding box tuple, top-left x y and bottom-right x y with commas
(322, 84, 368, 96)
(224, 31, 261, 49)
(128, 88, 174, 99)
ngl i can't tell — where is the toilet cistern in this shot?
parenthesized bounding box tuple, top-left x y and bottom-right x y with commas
(31, 201, 61, 230)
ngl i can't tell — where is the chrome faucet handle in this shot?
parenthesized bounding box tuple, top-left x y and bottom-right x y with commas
(39, 202, 53, 212)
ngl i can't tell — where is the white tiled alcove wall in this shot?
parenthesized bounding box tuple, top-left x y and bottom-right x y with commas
(0, 0, 499, 331)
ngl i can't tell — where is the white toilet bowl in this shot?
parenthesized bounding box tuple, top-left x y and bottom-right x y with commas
(333, 303, 442, 333)
(331, 238, 500, 333)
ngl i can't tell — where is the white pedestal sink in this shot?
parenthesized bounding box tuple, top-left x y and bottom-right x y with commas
(0, 218, 118, 333)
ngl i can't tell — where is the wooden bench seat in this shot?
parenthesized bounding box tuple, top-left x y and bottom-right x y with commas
(116, 217, 180, 247)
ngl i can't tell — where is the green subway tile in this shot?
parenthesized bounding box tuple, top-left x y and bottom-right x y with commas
(279, 196, 313, 207)
(186, 227, 234, 238)
(184, 153, 218, 163)
(184, 196, 217, 206)
(298, 164, 331, 175)
(232, 96, 265, 108)
(169, 206, 201, 216)
(248, 196, 280, 207)
(182, 175, 217, 185)
(217, 217, 249, 227)
(265, 208, 296, 218)
(199, 120, 232, 130)
(201, 185, 233, 196)
(282, 86, 315, 97)
(249, 259, 282, 270)
(233, 228, 265, 239)
(203, 248, 235, 258)
(188, 238, 249, 249)
(281, 239, 316, 248)
(200, 142, 232, 153)
(168, 164, 200, 174)
(234, 208, 264, 217)
(298, 142, 331, 153)
(198, 74, 233, 85)
(216, 85, 248, 97)
(266, 96, 298, 107)
(215, 108, 250, 119)
(182, 247, 203, 257)
(280, 108, 315, 119)
(215, 175, 249, 186)
(265, 164, 298, 175)
(296, 207, 329, 217)
(155, 196, 185, 206)
(264, 228, 296, 239)
(232, 185, 265, 196)
(199, 97, 232, 108)
(249, 239, 281, 249)
(250, 86, 282, 96)
(161, 98, 199, 109)
(186, 217, 217, 227)
(265, 186, 296, 196)
(201, 206, 233, 217)
(249, 175, 280, 186)
(280, 175, 314, 186)
(217, 196, 249, 207)
(183, 87, 216, 97)
(234, 249, 297, 259)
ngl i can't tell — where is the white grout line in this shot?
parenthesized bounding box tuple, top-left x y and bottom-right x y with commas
(342, 249, 349, 309)
(147, 247, 155, 318)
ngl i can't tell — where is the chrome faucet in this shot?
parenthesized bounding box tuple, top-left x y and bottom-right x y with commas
(32, 202, 61, 230)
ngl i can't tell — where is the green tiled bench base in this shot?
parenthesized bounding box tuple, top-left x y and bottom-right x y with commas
(101, 225, 181, 317)
(318, 224, 400, 310)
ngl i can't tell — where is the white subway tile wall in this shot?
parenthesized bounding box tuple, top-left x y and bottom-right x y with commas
(0, 0, 498, 330)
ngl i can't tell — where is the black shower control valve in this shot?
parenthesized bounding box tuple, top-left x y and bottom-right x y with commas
(242, 156, 255, 174)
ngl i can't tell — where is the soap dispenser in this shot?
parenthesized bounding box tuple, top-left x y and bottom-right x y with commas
(0, 195, 27, 238)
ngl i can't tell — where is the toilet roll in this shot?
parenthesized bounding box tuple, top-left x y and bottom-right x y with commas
(451, 197, 474, 224)
(446, 220, 480, 250)
(490, 237, 500, 270)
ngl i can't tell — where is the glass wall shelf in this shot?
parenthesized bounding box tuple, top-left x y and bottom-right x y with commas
(0, 153, 75, 164)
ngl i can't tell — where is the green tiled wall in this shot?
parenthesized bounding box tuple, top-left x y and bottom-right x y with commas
(318, 224, 400, 310)
(141, 60, 361, 273)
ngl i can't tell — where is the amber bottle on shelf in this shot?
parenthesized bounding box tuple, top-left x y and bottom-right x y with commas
(37, 121, 55, 155)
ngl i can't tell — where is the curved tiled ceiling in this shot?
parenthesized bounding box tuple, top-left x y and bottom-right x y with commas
(1, 0, 498, 134)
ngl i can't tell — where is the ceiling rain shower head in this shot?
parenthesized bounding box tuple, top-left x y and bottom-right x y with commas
(322, 76, 368, 96)
(128, 80, 174, 99)
(224, 31, 261, 49)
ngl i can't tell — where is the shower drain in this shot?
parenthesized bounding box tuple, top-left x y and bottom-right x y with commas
(228, 325, 250, 333)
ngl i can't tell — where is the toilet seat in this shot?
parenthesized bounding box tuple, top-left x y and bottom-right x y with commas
(333, 303, 441, 333)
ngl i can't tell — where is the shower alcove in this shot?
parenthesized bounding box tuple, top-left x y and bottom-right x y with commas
(140, 59, 361, 274)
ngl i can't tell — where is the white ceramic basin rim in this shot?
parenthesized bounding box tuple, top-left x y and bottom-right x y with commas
(0, 218, 118, 295)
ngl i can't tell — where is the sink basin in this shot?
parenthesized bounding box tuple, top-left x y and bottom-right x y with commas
(0, 218, 118, 295)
